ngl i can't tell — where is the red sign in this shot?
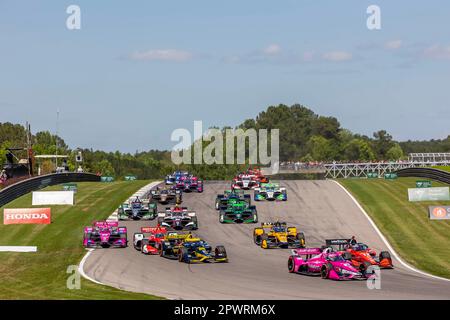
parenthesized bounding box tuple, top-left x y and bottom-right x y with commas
(3, 208, 51, 225)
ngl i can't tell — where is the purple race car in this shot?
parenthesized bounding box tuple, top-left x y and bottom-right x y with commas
(174, 176, 203, 193)
(83, 221, 127, 248)
(288, 247, 365, 280)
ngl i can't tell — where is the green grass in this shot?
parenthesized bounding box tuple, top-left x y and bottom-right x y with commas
(339, 177, 450, 279)
(432, 166, 450, 173)
(0, 181, 163, 299)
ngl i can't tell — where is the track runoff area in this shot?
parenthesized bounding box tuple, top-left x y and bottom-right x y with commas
(80, 172, 450, 303)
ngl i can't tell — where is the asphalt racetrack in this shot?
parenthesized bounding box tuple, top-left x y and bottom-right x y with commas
(83, 181, 450, 299)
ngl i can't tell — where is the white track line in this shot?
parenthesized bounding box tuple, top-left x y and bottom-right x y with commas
(332, 179, 450, 283)
(79, 181, 162, 286)
(0, 246, 37, 252)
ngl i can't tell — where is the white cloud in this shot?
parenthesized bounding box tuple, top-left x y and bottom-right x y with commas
(385, 40, 403, 50)
(423, 44, 450, 60)
(322, 51, 353, 62)
(262, 44, 281, 55)
(129, 49, 193, 62)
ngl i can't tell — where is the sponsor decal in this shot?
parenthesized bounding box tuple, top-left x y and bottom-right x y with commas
(3, 208, 51, 225)
(429, 206, 450, 220)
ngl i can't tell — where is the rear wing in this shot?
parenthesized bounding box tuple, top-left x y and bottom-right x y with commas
(325, 239, 349, 250)
(141, 227, 167, 234)
(94, 221, 118, 228)
(261, 222, 287, 228)
(293, 248, 322, 256)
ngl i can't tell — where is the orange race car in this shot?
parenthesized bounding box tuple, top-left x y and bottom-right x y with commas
(325, 238, 393, 275)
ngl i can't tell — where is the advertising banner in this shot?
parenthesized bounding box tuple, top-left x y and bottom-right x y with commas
(3, 208, 51, 225)
(384, 173, 398, 180)
(101, 176, 114, 182)
(416, 180, 432, 188)
(32, 191, 74, 205)
(408, 187, 450, 202)
(62, 183, 78, 193)
(367, 172, 378, 179)
(124, 176, 137, 181)
(428, 206, 450, 220)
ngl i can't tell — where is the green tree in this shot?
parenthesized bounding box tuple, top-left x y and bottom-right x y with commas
(372, 130, 395, 159)
(386, 143, 404, 160)
(344, 139, 376, 161)
(306, 135, 334, 161)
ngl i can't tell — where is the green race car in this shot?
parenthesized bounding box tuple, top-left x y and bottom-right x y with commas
(219, 200, 258, 224)
(215, 189, 251, 210)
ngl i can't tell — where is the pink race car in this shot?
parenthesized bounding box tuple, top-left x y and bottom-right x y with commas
(288, 247, 365, 280)
(83, 221, 127, 248)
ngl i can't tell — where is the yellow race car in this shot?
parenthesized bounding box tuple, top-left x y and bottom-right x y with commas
(253, 222, 305, 249)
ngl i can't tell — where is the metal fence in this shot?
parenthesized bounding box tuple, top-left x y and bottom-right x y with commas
(0, 173, 100, 207)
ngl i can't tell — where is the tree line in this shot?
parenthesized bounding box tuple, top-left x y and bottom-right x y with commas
(1, 104, 448, 179)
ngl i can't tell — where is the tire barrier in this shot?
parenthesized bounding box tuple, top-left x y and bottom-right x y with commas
(0, 173, 100, 207)
(395, 168, 450, 185)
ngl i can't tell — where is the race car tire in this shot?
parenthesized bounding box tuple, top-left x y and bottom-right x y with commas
(179, 247, 189, 263)
(215, 200, 220, 210)
(215, 245, 227, 259)
(288, 256, 296, 273)
(321, 263, 332, 279)
(360, 261, 372, 276)
(219, 212, 225, 223)
(141, 239, 150, 254)
(379, 251, 391, 260)
(252, 213, 258, 223)
(157, 217, 164, 226)
(296, 232, 306, 248)
(159, 243, 165, 257)
(342, 252, 352, 261)
(253, 231, 262, 245)
(260, 234, 269, 249)
(192, 216, 199, 230)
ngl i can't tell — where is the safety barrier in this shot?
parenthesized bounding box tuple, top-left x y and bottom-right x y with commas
(395, 168, 450, 185)
(0, 173, 100, 207)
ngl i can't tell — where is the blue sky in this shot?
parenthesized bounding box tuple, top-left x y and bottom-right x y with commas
(0, 1, 449, 152)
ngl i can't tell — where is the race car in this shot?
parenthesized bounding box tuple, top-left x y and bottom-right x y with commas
(159, 233, 227, 263)
(288, 247, 365, 280)
(325, 239, 394, 274)
(157, 206, 198, 230)
(247, 167, 269, 183)
(150, 186, 182, 204)
(178, 236, 228, 264)
(254, 183, 287, 201)
(231, 174, 259, 190)
(253, 222, 305, 249)
(174, 176, 203, 193)
(159, 232, 192, 259)
(133, 226, 168, 254)
(165, 171, 189, 185)
(117, 196, 157, 220)
(219, 200, 258, 224)
(83, 221, 127, 248)
(215, 189, 251, 210)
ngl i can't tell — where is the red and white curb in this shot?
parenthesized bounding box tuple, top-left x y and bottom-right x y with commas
(79, 181, 162, 286)
(332, 179, 450, 283)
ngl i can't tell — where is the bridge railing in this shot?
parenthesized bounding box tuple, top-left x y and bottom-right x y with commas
(323, 161, 449, 179)
(0, 173, 101, 207)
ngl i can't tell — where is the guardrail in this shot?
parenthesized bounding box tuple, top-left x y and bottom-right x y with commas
(395, 168, 450, 185)
(0, 173, 101, 207)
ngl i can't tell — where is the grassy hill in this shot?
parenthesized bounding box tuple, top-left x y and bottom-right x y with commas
(340, 177, 450, 279)
(0, 181, 162, 299)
